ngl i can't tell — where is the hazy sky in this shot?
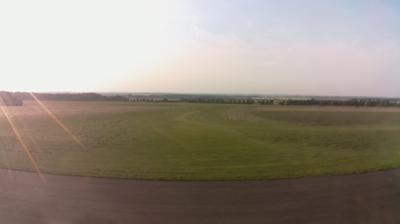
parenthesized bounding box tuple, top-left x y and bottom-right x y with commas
(0, 0, 399, 97)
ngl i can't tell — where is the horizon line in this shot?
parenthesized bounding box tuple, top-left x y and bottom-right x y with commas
(2, 90, 400, 99)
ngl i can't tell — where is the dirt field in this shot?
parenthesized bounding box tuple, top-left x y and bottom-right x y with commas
(1, 168, 399, 224)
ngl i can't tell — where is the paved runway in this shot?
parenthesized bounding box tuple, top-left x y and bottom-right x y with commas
(1, 169, 399, 224)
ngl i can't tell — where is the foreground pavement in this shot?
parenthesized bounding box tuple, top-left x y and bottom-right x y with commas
(0, 169, 399, 224)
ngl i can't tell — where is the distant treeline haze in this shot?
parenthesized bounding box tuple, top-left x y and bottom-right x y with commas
(14, 92, 128, 102)
(129, 95, 400, 107)
(1, 92, 399, 107)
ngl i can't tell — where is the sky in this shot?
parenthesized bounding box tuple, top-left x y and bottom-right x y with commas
(0, 0, 399, 97)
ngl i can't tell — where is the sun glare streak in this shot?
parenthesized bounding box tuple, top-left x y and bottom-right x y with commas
(30, 93, 86, 150)
(0, 105, 46, 183)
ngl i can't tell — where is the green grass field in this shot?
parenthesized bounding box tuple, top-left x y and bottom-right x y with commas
(1, 101, 400, 180)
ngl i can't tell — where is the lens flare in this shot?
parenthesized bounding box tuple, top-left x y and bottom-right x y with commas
(0, 104, 46, 183)
(30, 93, 86, 150)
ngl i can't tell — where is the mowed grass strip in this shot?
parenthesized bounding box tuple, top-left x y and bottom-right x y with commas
(1, 101, 400, 180)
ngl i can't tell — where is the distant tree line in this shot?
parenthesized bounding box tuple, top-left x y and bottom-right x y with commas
(279, 98, 400, 107)
(0, 91, 23, 106)
(182, 98, 257, 104)
(129, 96, 400, 107)
(14, 92, 129, 102)
(129, 98, 168, 102)
(129, 97, 260, 104)
(2, 91, 399, 107)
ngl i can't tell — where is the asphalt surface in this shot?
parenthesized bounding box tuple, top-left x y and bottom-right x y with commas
(1, 169, 399, 224)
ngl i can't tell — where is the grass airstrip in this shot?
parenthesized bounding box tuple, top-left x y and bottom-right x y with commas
(1, 101, 400, 180)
